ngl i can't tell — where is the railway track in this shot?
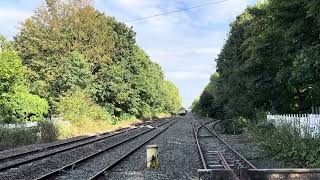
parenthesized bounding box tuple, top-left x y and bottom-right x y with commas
(0, 120, 155, 165)
(192, 116, 256, 180)
(0, 117, 178, 180)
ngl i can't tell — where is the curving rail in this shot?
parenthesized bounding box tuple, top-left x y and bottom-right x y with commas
(192, 115, 256, 180)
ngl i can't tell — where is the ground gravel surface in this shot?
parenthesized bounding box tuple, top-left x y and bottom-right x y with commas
(105, 114, 201, 180)
(195, 117, 280, 169)
(0, 120, 156, 159)
(220, 133, 280, 169)
(0, 119, 172, 180)
(54, 120, 177, 180)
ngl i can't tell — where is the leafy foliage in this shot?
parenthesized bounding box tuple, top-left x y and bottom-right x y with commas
(57, 87, 112, 125)
(251, 122, 320, 168)
(14, 0, 182, 120)
(0, 49, 48, 123)
(162, 80, 182, 114)
(193, 0, 320, 133)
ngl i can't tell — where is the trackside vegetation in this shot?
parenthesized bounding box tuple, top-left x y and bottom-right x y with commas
(251, 122, 320, 168)
(192, 0, 320, 167)
(192, 0, 320, 132)
(0, 0, 182, 148)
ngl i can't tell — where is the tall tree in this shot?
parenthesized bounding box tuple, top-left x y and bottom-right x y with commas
(0, 48, 48, 123)
(14, 0, 181, 118)
(194, 0, 320, 132)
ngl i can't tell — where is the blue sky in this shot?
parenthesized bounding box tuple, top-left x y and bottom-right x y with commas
(0, 0, 256, 107)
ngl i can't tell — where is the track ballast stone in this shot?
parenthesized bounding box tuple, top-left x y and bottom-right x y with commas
(106, 114, 201, 180)
(0, 120, 169, 180)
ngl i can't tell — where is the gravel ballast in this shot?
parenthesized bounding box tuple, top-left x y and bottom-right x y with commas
(195, 117, 280, 169)
(1, 114, 279, 180)
(0, 119, 172, 180)
(106, 114, 201, 180)
(220, 133, 280, 169)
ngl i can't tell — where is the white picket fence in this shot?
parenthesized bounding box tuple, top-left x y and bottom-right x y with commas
(267, 114, 320, 135)
(0, 122, 39, 129)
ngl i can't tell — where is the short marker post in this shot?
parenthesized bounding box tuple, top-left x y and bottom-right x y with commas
(146, 144, 160, 169)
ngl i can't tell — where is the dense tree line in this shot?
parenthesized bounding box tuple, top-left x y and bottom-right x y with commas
(0, 0, 182, 123)
(193, 0, 320, 133)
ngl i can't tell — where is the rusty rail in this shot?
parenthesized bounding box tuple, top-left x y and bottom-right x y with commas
(203, 120, 257, 169)
(192, 122, 207, 169)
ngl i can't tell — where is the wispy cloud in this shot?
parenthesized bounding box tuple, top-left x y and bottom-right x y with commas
(0, 0, 255, 106)
(0, 7, 34, 38)
(95, 0, 252, 106)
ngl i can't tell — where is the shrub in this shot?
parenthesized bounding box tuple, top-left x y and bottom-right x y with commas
(153, 112, 171, 119)
(0, 91, 48, 123)
(251, 122, 320, 168)
(57, 87, 112, 126)
(221, 116, 249, 134)
(53, 119, 73, 138)
(0, 126, 38, 150)
(0, 49, 48, 123)
(0, 121, 58, 150)
(117, 113, 136, 121)
(38, 121, 59, 142)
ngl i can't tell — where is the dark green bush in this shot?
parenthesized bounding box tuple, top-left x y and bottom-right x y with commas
(251, 122, 320, 168)
(0, 121, 59, 150)
(0, 126, 38, 150)
(38, 121, 59, 143)
(221, 117, 249, 134)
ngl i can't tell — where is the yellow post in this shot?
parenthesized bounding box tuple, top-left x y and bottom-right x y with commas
(146, 144, 160, 169)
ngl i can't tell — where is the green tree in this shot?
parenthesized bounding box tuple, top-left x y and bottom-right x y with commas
(162, 80, 182, 114)
(57, 87, 112, 125)
(14, 0, 181, 120)
(0, 49, 48, 123)
(194, 0, 320, 133)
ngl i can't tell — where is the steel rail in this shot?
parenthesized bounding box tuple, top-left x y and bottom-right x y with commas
(88, 119, 178, 180)
(0, 118, 172, 172)
(202, 120, 257, 169)
(217, 151, 231, 170)
(192, 114, 240, 180)
(0, 121, 150, 163)
(191, 114, 210, 169)
(34, 118, 177, 180)
(192, 122, 207, 169)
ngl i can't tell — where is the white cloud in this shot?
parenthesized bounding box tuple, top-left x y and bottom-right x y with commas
(190, 0, 251, 24)
(0, 0, 253, 107)
(0, 8, 33, 38)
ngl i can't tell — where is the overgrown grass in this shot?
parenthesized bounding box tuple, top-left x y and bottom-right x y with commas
(1, 90, 171, 150)
(0, 117, 144, 150)
(250, 122, 320, 168)
(55, 117, 142, 139)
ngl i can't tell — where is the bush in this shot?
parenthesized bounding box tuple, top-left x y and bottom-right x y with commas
(251, 122, 320, 168)
(38, 121, 59, 142)
(153, 112, 171, 119)
(0, 91, 48, 123)
(0, 50, 48, 123)
(0, 121, 58, 150)
(53, 119, 73, 138)
(0, 126, 38, 150)
(57, 87, 113, 126)
(221, 116, 249, 134)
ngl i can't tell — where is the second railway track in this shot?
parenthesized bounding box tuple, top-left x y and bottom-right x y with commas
(192, 115, 256, 180)
(0, 117, 178, 180)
